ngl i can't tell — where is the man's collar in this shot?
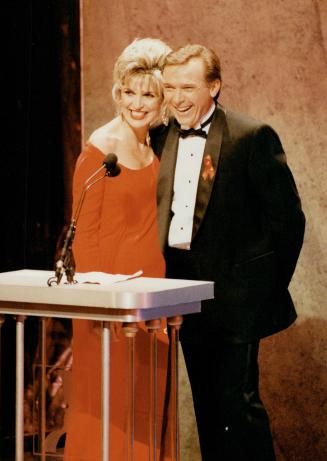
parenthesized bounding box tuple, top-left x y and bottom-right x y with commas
(196, 102, 216, 129)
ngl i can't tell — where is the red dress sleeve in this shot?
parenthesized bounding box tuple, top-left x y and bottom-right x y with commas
(72, 144, 106, 272)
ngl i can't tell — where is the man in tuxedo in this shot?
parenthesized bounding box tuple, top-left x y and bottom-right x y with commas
(151, 44, 305, 460)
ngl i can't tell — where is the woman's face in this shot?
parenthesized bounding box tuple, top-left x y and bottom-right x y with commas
(119, 75, 162, 130)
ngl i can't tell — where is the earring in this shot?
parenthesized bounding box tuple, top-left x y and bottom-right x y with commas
(161, 106, 169, 126)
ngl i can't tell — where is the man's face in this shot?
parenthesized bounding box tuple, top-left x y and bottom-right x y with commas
(163, 58, 220, 129)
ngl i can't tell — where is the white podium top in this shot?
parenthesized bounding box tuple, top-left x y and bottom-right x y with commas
(0, 269, 214, 322)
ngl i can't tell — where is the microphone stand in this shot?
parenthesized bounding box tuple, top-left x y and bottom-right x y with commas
(47, 154, 120, 286)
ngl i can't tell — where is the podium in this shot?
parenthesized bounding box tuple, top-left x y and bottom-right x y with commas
(0, 269, 214, 461)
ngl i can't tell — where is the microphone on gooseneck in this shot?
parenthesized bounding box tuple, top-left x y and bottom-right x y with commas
(47, 153, 121, 286)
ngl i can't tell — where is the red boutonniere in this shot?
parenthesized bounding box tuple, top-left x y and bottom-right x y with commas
(202, 154, 215, 181)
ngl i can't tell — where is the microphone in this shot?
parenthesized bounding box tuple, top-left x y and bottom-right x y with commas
(47, 153, 121, 286)
(103, 153, 121, 177)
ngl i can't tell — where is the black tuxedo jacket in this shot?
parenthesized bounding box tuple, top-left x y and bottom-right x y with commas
(151, 105, 305, 343)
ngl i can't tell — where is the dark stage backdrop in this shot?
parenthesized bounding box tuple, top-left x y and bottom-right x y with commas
(1, 1, 80, 454)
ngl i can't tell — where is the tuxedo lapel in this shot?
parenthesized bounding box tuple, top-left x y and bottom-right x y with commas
(157, 122, 179, 251)
(192, 106, 226, 240)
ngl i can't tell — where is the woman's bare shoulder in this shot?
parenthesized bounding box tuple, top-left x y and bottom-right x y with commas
(88, 118, 122, 154)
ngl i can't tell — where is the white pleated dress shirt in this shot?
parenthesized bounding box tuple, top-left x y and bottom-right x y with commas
(168, 104, 216, 250)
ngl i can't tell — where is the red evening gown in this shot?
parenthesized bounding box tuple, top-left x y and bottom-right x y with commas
(63, 144, 171, 460)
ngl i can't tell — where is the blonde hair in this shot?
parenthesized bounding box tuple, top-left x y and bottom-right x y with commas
(112, 38, 172, 102)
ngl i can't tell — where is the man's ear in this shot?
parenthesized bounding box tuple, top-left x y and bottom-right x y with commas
(209, 79, 221, 99)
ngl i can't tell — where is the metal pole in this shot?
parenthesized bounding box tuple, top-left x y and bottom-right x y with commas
(39, 318, 47, 461)
(15, 315, 26, 461)
(146, 319, 161, 461)
(0, 315, 5, 440)
(123, 322, 138, 461)
(167, 316, 183, 461)
(102, 321, 111, 461)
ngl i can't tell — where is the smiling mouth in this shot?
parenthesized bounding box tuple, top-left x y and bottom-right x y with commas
(175, 106, 192, 114)
(130, 110, 147, 120)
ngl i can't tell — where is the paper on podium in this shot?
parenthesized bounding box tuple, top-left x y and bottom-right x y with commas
(74, 270, 143, 285)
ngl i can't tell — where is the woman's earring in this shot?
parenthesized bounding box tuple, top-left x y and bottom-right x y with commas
(161, 106, 169, 126)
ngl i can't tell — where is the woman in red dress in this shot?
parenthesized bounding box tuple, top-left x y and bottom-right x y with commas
(64, 38, 172, 460)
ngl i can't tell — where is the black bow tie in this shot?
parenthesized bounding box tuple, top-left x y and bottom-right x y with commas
(177, 127, 208, 139)
(175, 108, 215, 139)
